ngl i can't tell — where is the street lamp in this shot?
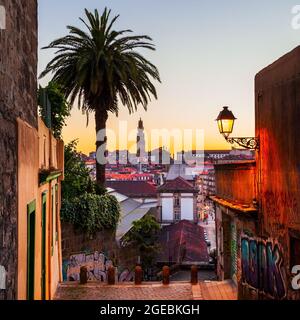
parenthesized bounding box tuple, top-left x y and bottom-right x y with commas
(216, 106, 259, 150)
(216, 106, 236, 138)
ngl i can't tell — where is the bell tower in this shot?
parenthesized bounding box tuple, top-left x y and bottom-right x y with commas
(137, 118, 146, 171)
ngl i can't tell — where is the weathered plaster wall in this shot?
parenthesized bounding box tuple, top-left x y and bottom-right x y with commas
(17, 118, 64, 300)
(0, 0, 37, 300)
(255, 46, 300, 299)
(17, 118, 39, 300)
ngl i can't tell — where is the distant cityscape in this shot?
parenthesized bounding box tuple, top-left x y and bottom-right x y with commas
(79, 119, 255, 263)
(5, 1, 300, 303)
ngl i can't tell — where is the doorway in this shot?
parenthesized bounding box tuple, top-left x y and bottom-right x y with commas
(222, 213, 232, 279)
(27, 200, 36, 300)
(41, 193, 47, 300)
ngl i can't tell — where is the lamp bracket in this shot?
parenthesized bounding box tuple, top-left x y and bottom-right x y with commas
(225, 137, 259, 150)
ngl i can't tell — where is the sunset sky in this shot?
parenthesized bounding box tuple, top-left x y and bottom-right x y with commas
(38, 0, 300, 154)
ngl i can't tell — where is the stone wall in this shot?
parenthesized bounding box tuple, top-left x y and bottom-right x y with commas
(0, 0, 37, 299)
(62, 223, 118, 260)
(61, 222, 138, 282)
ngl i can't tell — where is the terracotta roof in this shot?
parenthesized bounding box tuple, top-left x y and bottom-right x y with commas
(85, 159, 96, 165)
(157, 176, 197, 193)
(105, 173, 153, 181)
(106, 180, 157, 198)
(157, 220, 209, 263)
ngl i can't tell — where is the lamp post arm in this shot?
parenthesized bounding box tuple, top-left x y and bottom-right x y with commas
(225, 137, 260, 150)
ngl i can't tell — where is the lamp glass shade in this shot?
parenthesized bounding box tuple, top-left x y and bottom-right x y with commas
(218, 119, 234, 136)
(216, 106, 236, 137)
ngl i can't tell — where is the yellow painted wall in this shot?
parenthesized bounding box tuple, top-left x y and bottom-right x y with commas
(17, 119, 39, 300)
(17, 118, 63, 300)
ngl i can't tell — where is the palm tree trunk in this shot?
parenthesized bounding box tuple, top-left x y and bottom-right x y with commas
(95, 108, 108, 186)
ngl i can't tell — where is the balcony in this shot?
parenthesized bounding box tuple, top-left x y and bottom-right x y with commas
(38, 117, 64, 185)
(210, 161, 257, 214)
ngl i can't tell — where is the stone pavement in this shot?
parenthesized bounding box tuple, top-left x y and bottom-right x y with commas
(55, 282, 193, 300)
(55, 280, 237, 300)
(193, 280, 238, 300)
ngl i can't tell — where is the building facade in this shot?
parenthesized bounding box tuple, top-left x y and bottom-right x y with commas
(212, 47, 300, 300)
(211, 161, 257, 290)
(254, 46, 300, 300)
(18, 118, 64, 300)
(0, 1, 63, 300)
(196, 169, 216, 221)
(157, 177, 198, 225)
(0, 0, 38, 300)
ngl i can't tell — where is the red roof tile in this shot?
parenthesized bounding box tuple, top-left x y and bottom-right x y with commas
(158, 220, 209, 263)
(106, 180, 157, 198)
(157, 176, 197, 193)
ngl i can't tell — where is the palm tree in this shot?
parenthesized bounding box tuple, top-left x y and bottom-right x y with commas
(40, 8, 160, 186)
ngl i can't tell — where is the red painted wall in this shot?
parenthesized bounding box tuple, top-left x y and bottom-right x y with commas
(255, 46, 300, 299)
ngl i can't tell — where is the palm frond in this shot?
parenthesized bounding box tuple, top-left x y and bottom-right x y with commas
(40, 7, 161, 120)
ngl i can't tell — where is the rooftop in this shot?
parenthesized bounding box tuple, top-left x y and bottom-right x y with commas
(105, 173, 153, 181)
(157, 220, 209, 264)
(107, 188, 157, 243)
(106, 180, 157, 198)
(158, 176, 197, 193)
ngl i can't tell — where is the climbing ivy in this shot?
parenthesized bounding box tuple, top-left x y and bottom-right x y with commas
(61, 141, 120, 234)
(38, 81, 71, 139)
(61, 193, 120, 235)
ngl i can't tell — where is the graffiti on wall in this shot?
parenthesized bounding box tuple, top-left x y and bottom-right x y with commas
(241, 236, 286, 299)
(118, 268, 135, 282)
(63, 251, 134, 282)
(230, 223, 237, 284)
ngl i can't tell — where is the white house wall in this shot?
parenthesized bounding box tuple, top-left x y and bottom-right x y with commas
(181, 197, 194, 220)
(162, 198, 173, 221)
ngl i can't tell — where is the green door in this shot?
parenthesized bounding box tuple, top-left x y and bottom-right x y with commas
(27, 200, 36, 300)
(51, 186, 55, 256)
(41, 193, 47, 300)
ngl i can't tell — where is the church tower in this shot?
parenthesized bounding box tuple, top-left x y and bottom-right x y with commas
(137, 118, 146, 171)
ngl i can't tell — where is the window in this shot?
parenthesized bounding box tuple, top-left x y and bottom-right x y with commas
(55, 184, 59, 242)
(174, 194, 180, 207)
(43, 136, 46, 168)
(174, 194, 181, 221)
(174, 212, 181, 222)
